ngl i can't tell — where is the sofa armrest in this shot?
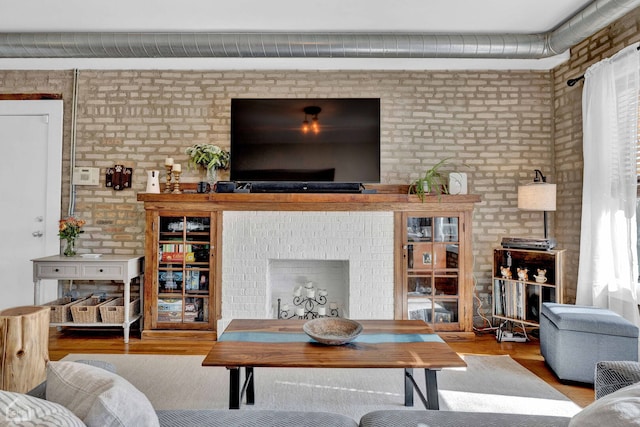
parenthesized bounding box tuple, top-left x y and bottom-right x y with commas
(595, 360, 640, 399)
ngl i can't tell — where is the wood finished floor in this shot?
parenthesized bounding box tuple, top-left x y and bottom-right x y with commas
(48, 327, 595, 409)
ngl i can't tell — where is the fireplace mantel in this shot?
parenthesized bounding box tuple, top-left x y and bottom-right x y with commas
(137, 190, 481, 212)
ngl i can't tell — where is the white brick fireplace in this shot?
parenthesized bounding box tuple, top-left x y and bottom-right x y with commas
(220, 211, 395, 331)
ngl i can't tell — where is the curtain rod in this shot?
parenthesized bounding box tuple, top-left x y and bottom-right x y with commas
(567, 45, 640, 86)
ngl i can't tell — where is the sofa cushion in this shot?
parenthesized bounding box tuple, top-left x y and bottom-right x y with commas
(569, 381, 640, 426)
(157, 409, 359, 427)
(359, 409, 570, 427)
(0, 390, 85, 426)
(46, 360, 159, 427)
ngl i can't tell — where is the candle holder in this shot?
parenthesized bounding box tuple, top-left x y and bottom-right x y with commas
(172, 170, 182, 194)
(277, 284, 338, 320)
(164, 165, 173, 193)
(292, 292, 327, 319)
(329, 303, 339, 317)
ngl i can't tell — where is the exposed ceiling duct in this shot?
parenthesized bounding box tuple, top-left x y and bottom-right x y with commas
(0, 0, 638, 59)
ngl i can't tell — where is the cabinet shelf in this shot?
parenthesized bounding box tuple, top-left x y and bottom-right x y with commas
(143, 211, 219, 338)
(396, 211, 474, 333)
(492, 248, 564, 328)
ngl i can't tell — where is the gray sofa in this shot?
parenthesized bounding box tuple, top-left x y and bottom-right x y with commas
(4, 359, 640, 426)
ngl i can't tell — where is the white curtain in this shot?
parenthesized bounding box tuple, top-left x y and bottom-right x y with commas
(577, 43, 640, 326)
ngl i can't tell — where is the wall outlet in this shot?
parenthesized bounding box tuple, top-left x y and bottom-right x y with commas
(73, 167, 100, 186)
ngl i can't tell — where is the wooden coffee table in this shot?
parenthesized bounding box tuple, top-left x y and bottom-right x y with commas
(202, 319, 466, 410)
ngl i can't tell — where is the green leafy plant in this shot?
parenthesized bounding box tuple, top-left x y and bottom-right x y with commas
(408, 158, 451, 201)
(185, 144, 230, 172)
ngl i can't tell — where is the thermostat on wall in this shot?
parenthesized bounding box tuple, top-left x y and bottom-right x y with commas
(73, 167, 100, 186)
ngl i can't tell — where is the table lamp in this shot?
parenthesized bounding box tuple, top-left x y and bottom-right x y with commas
(518, 169, 556, 239)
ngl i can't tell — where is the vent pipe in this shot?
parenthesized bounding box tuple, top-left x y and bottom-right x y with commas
(0, 0, 638, 59)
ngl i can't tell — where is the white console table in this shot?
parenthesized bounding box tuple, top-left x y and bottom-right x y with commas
(31, 255, 144, 343)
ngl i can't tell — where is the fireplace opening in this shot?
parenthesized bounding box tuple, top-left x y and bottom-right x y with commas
(268, 259, 349, 319)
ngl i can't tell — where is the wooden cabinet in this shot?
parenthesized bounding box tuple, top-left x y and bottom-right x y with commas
(139, 190, 480, 339)
(492, 248, 564, 332)
(394, 204, 476, 335)
(142, 209, 221, 339)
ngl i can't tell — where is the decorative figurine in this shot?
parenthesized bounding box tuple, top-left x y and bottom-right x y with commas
(500, 266, 512, 279)
(517, 267, 529, 281)
(534, 269, 547, 283)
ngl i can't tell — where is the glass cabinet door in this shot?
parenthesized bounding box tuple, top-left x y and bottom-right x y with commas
(405, 214, 460, 329)
(156, 215, 212, 327)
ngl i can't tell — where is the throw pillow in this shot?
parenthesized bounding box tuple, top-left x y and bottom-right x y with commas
(46, 360, 159, 427)
(0, 390, 84, 426)
(569, 381, 640, 426)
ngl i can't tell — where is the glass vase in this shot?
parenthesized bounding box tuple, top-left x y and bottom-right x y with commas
(63, 238, 77, 257)
(207, 168, 218, 187)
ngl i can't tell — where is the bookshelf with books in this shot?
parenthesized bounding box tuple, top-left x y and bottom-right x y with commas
(492, 247, 565, 330)
(142, 211, 221, 339)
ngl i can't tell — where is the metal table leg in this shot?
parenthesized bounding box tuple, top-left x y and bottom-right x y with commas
(424, 369, 439, 410)
(404, 368, 414, 406)
(404, 368, 440, 410)
(228, 367, 241, 409)
(244, 367, 255, 405)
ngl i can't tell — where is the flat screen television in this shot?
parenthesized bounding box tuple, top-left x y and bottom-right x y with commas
(230, 98, 380, 184)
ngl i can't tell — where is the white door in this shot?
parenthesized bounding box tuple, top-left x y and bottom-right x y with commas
(0, 100, 63, 310)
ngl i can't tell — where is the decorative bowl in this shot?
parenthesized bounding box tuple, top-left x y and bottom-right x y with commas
(303, 318, 363, 345)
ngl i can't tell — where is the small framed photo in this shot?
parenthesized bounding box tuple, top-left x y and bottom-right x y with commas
(422, 252, 432, 265)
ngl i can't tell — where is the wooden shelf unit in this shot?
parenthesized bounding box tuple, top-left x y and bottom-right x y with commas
(394, 207, 476, 336)
(138, 191, 480, 338)
(492, 247, 565, 328)
(141, 209, 222, 339)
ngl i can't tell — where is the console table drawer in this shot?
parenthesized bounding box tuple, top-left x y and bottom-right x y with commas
(82, 264, 124, 278)
(36, 264, 81, 278)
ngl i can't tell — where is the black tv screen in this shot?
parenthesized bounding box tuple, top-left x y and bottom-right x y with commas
(230, 98, 380, 183)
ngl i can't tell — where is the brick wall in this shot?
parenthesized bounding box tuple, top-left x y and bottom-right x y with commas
(0, 68, 555, 327)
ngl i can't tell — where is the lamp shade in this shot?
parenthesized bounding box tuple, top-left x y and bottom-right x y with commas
(518, 183, 556, 211)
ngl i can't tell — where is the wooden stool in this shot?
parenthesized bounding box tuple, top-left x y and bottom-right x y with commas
(0, 305, 50, 393)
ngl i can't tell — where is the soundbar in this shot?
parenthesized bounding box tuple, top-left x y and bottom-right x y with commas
(501, 237, 557, 251)
(247, 182, 363, 194)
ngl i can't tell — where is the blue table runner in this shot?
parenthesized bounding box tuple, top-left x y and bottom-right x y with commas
(219, 331, 444, 344)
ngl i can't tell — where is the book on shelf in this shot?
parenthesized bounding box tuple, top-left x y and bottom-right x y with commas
(185, 271, 200, 291)
(160, 243, 195, 262)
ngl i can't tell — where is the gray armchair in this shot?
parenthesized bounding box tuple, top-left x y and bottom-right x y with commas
(595, 360, 640, 399)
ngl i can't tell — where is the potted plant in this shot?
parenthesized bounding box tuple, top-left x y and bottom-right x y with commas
(185, 144, 230, 185)
(408, 158, 451, 201)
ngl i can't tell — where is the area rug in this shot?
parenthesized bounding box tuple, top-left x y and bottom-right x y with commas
(62, 353, 581, 421)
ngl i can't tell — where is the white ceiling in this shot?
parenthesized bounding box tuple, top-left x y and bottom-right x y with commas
(0, 0, 598, 70)
(0, 0, 593, 33)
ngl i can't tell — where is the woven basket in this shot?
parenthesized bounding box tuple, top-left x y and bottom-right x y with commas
(99, 297, 140, 323)
(70, 297, 114, 323)
(41, 296, 89, 323)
